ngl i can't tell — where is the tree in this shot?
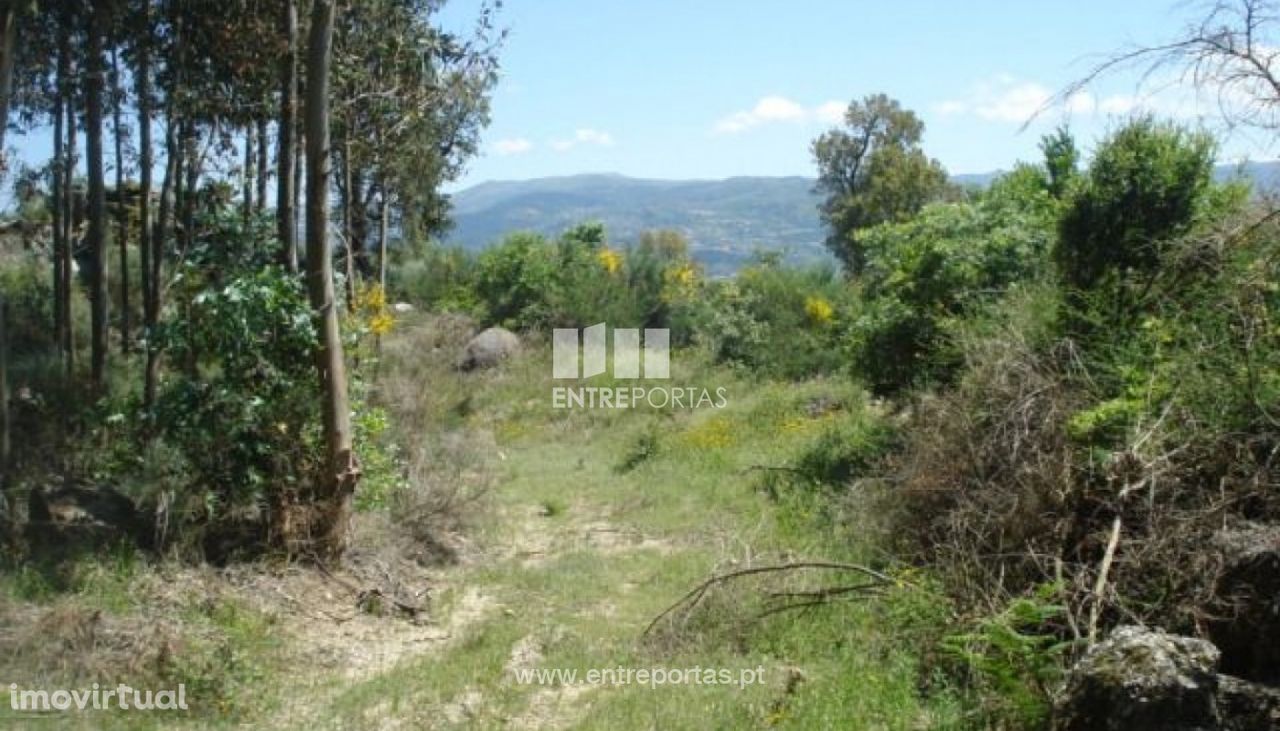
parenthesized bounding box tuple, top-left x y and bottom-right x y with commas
(86, 0, 109, 388)
(812, 93, 949, 275)
(110, 43, 129, 354)
(1056, 117, 1216, 314)
(0, 0, 19, 172)
(330, 0, 501, 280)
(305, 0, 359, 558)
(277, 0, 299, 271)
(1040, 126, 1079, 199)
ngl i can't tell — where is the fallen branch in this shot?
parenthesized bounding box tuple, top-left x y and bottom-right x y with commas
(641, 561, 899, 639)
(765, 583, 884, 601)
(1087, 516, 1123, 644)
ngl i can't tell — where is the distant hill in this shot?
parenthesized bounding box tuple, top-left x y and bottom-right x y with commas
(444, 163, 1280, 276)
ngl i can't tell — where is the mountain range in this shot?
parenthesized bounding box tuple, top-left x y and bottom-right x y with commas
(444, 163, 1280, 276)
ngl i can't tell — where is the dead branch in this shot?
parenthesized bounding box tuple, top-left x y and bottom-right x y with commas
(1088, 516, 1123, 644)
(641, 561, 899, 639)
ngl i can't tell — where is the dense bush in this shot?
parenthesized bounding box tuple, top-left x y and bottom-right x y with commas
(696, 256, 853, 379)
(1056, 118, 1228, 322)
(849, 164, 1058, 393)
(881, 201, 1280, 643)
(150, 214, 323, 554)
(390, 240, 482, 313)
(465, 223, 701, 333)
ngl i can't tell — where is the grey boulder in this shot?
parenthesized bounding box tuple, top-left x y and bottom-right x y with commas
(457, 327, 520, 371)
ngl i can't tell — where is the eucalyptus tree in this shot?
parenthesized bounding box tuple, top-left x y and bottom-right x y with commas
(331, 0, 501, 288)
(85, 0, 108, 387)
(304, 0, 358, 558)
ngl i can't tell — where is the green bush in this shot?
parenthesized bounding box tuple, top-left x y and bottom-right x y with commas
(697, 256, 853, 379)
(941, 583, 1072, 728)
(149, 213, 322, 544)
(850, 165, 1057, 393)
(389, 239, 481, 314)
(468, 223, 702, 333)
(793, 412, 898, 487)
(1056, 118, 1221, 320)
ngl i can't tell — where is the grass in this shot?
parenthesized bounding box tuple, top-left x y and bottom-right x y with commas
(0, 314, 969, 729)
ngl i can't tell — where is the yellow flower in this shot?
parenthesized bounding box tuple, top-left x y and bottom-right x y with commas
(666, 262, 696, 287)
(357, 283, 388, 311)
(355, 283, 394, 335)
(369, 311, 395, 336)
(660, 262, 698, 302)
(804, 295, 835, 326)
(597, 248, 624, 275)
(683, 417, 734, 449)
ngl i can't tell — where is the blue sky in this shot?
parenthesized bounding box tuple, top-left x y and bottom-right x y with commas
(436, 0, 1280, 190)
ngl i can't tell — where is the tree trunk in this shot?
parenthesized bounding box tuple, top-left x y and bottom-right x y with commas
(305, 0, 358, 558)
(144, 109, 178, 414)
(293, 123, 303, 269)
(86, 1, 109, 389)
(111, 45, 130, 355)
(341, 133, 356, 308)
(0, 296, 9, 521)
(277, 0, 298, 271)
(0, 0, 17, 172)
(58, 7, 75, 378)
(181, 121, 197, 253)
(0, 297, 9, 491)
(256, 117, 268, 214)
(137, 5, 153, 362)
(243, 123, 254, 221)
(378, 187, 389, 291)
(62, 92, 75, 377)
(52, 70, 65, 352)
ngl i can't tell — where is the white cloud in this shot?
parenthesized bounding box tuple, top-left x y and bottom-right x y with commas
(714, 96, 848, 134)
(974, 82, 1052, 122)
(493, 138, 533, 156)
(550, 128, 615, 152)
(938, 74, 1215, 125)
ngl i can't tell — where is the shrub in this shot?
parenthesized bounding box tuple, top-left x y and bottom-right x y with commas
(697, 257, 853, 379)
(1056, 118, 1221, 321)
(850, 166, 1057, 393)
(145, 213, 323, 555)
(473, 231, 560, 328)
(468, 223, 702, 333)
(881, 203, 1280, 645)
(389, 240, 481, 314)
(941, 583, 1072, 728)
(793, 412, 898, 487)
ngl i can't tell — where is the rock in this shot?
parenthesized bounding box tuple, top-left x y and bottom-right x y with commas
(804, 394, 841, 418)
(392, 302, 415, 313)
(457, 327, 520, 371)
(1208, 523, 1280, 683)
(1216, 675, 1280, 731)
(1053, 626, 1221, 731)
(26, 484, 144, 552)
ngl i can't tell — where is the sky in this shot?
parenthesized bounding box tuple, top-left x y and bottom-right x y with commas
(433, 0, 1280, 191)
